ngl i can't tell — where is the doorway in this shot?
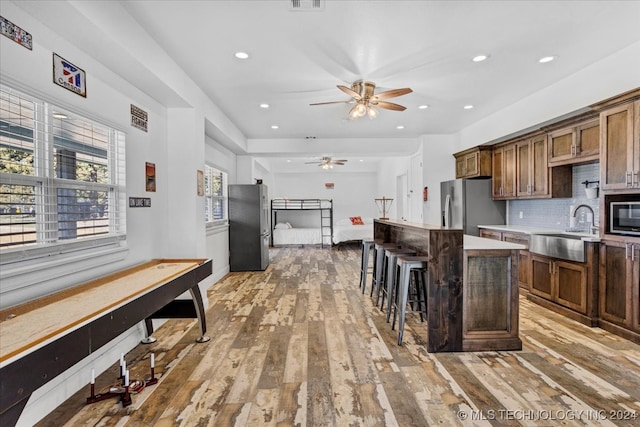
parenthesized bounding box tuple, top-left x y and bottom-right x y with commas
(396, 173, 408, 221)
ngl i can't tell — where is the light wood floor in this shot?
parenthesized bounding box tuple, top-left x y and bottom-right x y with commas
(38, 244, 640, 426)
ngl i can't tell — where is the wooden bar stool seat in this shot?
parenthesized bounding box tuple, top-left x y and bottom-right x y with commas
(378, 247, 416, 315)
(391, 256, 429, 345)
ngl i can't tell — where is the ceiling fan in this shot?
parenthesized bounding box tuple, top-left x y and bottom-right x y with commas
(310, 80, 412, 120)
(304, 156, 347, 169)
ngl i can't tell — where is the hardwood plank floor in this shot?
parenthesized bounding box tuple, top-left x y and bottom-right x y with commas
(37, 245, 640, 426)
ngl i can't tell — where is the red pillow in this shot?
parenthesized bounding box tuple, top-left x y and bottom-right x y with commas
(350, 216, 364, 225)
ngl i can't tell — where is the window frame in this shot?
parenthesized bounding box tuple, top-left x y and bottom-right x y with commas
(204, 164, 228, 227)
(0, 84, 126, 265)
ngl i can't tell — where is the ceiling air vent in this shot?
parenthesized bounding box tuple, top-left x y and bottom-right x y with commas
(290, 0, 325, 11)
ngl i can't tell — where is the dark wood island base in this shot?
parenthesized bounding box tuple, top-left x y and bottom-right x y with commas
(374, 219, 523, 353)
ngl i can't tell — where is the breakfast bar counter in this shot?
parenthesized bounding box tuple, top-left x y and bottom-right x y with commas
(374, 220, 523, 352)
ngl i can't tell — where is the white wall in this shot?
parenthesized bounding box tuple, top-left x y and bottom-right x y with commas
(273, 171, 379, 225)
(420, 134, 457, 225)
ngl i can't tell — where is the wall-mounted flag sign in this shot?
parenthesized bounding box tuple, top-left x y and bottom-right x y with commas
(131, 104, 148, 132)
(0, 16, 32, 50)
(53, 53, 86, 97)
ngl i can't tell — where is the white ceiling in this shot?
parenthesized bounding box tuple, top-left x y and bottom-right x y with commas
(11, 0, 640, 169)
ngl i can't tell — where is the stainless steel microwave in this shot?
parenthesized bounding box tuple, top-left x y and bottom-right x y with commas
(610, 201, 640, 236)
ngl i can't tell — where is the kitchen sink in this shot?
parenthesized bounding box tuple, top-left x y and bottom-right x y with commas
(529, 233, 587, 262)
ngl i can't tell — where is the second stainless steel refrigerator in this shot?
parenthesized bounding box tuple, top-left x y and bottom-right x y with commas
(228, 184, 270, 271)
(440, 179, 506, 236)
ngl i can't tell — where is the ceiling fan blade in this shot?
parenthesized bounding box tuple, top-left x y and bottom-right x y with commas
(374, 88, 413, 100)
(337, 85, 361, 100)
(310, 100, 351, 106)
(304, 161, 320, 164)
(376, 101, 407, 111)
(333, 160, 348, 163)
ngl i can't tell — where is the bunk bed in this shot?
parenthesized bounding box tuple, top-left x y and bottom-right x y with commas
(271, 199, 333, 248)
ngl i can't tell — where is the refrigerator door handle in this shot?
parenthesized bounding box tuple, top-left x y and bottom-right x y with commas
(444, 194, 451, 228)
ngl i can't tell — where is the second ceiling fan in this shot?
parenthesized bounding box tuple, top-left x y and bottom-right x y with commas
(310, 80, 412, 120)
(305, 156, 347, 169)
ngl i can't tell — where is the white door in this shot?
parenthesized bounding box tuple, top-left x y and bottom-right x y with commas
(408, 154, 423, 222)
(396, 173, 408, 220)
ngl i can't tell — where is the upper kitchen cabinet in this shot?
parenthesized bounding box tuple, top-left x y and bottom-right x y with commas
(454, 146, 493, 179)
(516, 134, 549, 198)
(492, 143, 517, 199)
(600, 100, 640, 191)
(548, 118, 600, 166)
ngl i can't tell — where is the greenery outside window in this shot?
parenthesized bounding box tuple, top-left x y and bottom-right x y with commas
(0, 84, 126, 257)
(204, 165, 227, 224)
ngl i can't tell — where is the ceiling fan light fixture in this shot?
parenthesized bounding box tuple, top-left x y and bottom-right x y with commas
(367, 106, 378, 119)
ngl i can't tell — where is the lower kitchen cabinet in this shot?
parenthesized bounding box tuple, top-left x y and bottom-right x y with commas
(528, 244, 598, 326)
(599, 240, 640, 342)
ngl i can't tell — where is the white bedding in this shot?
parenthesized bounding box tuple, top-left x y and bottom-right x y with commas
(332, 218, 374, 244)
(273, 227, 323, 245)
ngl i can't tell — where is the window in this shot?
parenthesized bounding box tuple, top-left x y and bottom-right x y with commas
(204, 165, 227, 223)
(0, 84, 125, 256)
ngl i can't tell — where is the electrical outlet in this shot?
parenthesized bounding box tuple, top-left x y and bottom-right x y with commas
(519, 211, 524, 219)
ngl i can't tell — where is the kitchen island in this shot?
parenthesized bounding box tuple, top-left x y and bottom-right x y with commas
(374, 220, 524, 352)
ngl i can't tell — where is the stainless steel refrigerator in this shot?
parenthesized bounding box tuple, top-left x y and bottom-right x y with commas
(229, 184, 270, 271)
(440, 179, 506, 236)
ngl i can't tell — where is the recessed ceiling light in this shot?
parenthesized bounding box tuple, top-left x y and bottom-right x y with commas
(418, 105, 429, 110)
(259, 103, 269, 109)
(271, 125, 279, 129)
(396, 125, 405, 130)
(538, 56, 556, 63)
(52, 113, 68, 119)
(463, 105, 474, 110)
(235, 52, 249, 59)
(286, 159, 291, 163)
(472, 54, 489, 62)
(359, 159, 364, 162)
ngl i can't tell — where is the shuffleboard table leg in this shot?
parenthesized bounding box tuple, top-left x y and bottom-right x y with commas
(189, 285, 210, 343)
(141, 318, 157, 344)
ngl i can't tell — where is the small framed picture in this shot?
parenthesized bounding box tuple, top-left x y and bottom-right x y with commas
(197, 170, 204, 196)
(146, 162, 156, 192)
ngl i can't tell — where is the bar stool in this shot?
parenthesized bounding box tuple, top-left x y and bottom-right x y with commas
(378, 247, 416, 315)
(371, 242, 401, 299)
(359, 239, 376, 294)
(391, 256, 429, 345)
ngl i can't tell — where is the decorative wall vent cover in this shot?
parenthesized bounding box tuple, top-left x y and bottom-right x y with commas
(290, 0, 325, 11)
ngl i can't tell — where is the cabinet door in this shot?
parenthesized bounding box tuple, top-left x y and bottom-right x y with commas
(530, 135, 549, 197)
(548, 127, 575, 164)
(600, 241, 632, 326)
(516, 141, 531, 197)
(530, 255, 553, 300)
(503, 144, 517, 198)
(576, 119, 600, 160)
(600, 103, 635, 190)
(455, 156, 466, 178)
(555, 260, 587, 314)
(465, 152, 479, 177)
(634, 101, 640, 187)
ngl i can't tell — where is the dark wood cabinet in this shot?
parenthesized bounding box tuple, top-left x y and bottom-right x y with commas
(528, 242, 598, 326)
(492, 143, 516, 199)
(516, 134, 549, 198)
(599, 240, 640, 341)
(454, 146, 492, 179)
(600, 100, 640, 190)
(548, 119, 600, 166)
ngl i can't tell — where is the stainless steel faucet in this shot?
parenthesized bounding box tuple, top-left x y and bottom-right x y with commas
(571, 204, 598, 234)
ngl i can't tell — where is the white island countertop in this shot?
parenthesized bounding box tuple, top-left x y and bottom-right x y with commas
(477, 225, 600, 242)
(464, 235, 526, 251)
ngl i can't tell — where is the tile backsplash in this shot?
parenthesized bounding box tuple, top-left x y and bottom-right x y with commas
(508, 163, 600, 232)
